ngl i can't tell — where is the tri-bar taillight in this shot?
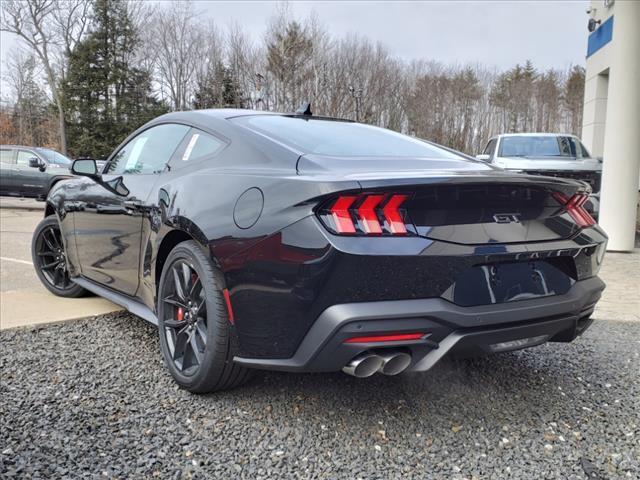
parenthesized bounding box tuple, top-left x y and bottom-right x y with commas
(319, 193, 412, 236)
(553, 192, 596, 228)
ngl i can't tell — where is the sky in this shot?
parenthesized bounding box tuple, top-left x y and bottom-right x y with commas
(0, 0, 590, 94)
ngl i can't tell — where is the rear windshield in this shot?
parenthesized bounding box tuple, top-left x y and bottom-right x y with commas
(499, 136, 591, 159)
(233, 115, 461, 159)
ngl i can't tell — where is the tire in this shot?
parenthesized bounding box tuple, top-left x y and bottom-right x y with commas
(157, 240, 252, 393)
(31, 216, 87, 298)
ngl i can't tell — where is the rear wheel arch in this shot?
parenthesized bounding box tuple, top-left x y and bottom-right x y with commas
(155, 227, 217, 290)
(156, 230, 195, 289)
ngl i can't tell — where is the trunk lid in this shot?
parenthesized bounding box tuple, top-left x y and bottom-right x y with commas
(302, 155, 591, 245)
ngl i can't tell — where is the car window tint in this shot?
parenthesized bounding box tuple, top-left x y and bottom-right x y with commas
(0, 149, 13, 164)
(499, 136, 577, 158)
(234, 115, 461, 159)
(107, 124, 190, 175)
(181, 131, 224, 162)
(16, 151, 36, 166)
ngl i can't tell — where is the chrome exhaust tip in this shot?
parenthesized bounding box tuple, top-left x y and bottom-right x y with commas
(378, 350, 412, 376)
(342, 353, 384, 378)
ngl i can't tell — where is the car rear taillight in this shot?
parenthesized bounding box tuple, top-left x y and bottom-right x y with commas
(320, 193, 412, 236)
(553, 192, 596, 228)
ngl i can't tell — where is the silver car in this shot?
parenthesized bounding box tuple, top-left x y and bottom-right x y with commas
(476, 133, 602, 216)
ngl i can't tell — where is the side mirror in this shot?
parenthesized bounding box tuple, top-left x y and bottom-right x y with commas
(475, 154, 491, 162)
(71, 158, 99, 178)
(28, 157, 45, 169)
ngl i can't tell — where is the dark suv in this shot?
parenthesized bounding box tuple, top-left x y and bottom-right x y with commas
(0, 145, 74, 200)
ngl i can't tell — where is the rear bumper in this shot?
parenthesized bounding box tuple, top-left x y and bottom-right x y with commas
(234, 276, 605, 373)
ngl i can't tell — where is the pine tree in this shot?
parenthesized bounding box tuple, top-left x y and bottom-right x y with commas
(64, 0, 167, 159)
(193, 63, 243, 109)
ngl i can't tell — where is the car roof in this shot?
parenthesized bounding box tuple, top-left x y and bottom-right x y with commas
(155, 108, 351, 123)
(1, 145, 44, 149)
(496, 133, 578, 138)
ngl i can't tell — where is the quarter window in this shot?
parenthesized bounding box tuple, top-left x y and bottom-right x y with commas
(181, 130, 224, 162)
(106, 123, 190, 175)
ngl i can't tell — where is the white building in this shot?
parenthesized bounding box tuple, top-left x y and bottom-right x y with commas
(581, 0, 640, 251)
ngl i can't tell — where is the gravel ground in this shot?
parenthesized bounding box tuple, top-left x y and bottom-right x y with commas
(1, 312, 638, 480)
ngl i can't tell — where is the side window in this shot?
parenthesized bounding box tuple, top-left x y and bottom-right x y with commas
(483, 139, 497, 159)
(16, 150, 37, 166)
(0, 149, 14, 164)
(169, 129, 226, 170)
(106, 123, 190, 175)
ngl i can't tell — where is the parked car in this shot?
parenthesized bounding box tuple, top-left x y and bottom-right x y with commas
(32, 109, 607, 393)
(476, 133, 602, 217)
(0, 145, 74, 200)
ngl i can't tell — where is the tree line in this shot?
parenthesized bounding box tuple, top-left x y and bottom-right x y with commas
(1, 0, 585, 159)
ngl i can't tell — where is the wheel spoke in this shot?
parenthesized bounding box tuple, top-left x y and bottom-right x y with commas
(163, 296, 187, 309)
(173, 332, 188, 362)
(172, 266, 186, 301)
(50, 228, 62, 250)
(189, 332, 203, 364)
(188, 275, 200, 298)
(42, 231, 56, 251)
(195, 319, 207, 346)
(41, 260, 61, 270)
(165, 328, 176, 355)
(164, 319, 184, 329)
(53, 268, 63, 287)
(181, 263, 191, 295)
(195, 295, 206, 314)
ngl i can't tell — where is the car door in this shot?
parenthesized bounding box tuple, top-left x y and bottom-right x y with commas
(72, 123, 190, 296)
(0, 148, 16, 195)
(15, 149, 48, 197)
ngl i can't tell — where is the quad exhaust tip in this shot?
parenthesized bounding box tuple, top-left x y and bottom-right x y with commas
(342, 350, 411, 378)
(378, 350, 411, 376)
(342, 353, 384, 378)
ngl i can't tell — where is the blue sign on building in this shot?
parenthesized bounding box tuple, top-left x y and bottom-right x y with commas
(587, 16, 614, 58)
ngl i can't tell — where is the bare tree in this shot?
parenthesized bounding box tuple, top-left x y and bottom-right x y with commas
(2, 48, 51, 145)
(1, 0, 91, 153)
(148, 0, 206, 110)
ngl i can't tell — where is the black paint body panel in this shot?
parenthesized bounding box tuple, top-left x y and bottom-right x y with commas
(45, 110, 608, 366)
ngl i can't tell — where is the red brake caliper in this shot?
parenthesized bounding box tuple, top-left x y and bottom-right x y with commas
(177, 307, 184, 322)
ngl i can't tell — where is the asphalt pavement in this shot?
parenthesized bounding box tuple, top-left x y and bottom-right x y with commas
(0, 197, 120, 330)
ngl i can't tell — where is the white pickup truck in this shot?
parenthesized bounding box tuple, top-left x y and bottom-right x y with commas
(476, 133, 602, 217)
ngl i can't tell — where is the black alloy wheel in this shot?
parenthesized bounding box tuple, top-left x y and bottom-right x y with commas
(31, 215, 87, 298)
(161, 260, 207, 376)
(157, 241, 251, 393)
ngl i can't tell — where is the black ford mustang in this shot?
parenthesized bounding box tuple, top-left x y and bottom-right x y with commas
(32, 109, 607, 392)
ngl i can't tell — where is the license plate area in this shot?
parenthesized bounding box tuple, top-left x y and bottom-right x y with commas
(443, 260, 575, 307)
